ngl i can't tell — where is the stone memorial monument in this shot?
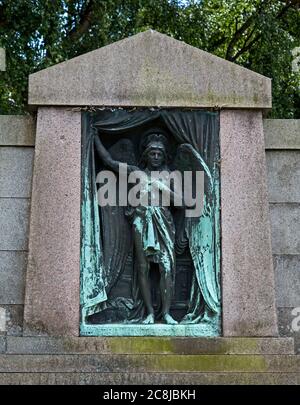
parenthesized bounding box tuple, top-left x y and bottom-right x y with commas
(23, 30, 278, 340)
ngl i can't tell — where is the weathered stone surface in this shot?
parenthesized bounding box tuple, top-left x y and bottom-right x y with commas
(274, 255, 300, 307)
(220, 110, 278, 337)
(0, 337, 5, 353)
(0, 307, 6, 334)
(277, 307, 300, 355)
(266, 151, 300, 203)
(0, 305, 23, 336)
(0, 353, 299, 373)
(0, 252, 27, 305)
(23, 108, 81, 337)
(264, 119, 300, 149)
(29, 31, 271, 109)
(0, 198, 30, 250)
(81, 323, 218, 337)
(270, 203, 300, 254)
(6, 337, 294, 355)
(0, 372, 298, 385)
(0, 48, 5, 71)
(0, 148, 34, 198)
(0, 115, 35, 146)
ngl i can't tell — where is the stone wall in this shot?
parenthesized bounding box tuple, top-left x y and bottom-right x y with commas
(264, 119, 300, 352)
(0, 115, 299, 347)
(0, 116, 35, 336)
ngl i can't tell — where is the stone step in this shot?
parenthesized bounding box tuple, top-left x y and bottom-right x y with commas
(4, 336, 295, 355)
(0, 372, 299, 385)
(0, 354, 299, 373)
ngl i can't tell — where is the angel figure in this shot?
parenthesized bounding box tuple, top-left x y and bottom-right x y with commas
(95, 131, 181, 325)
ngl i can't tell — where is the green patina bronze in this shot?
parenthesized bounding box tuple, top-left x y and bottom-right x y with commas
(80, 109, 221, 336)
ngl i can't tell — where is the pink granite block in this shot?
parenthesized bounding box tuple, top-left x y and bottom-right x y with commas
(23, 108, 81, 336)
(220, 110, 278, 336)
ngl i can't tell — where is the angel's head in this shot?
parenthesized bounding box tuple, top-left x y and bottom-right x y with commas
(147, 147, 165, 168)
(140, 132, 168, 169)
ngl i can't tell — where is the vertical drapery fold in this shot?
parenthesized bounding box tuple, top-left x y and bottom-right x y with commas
(80, 121, 107, 319)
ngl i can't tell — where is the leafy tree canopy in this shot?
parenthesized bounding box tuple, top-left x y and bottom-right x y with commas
(0, 0, 299, 117)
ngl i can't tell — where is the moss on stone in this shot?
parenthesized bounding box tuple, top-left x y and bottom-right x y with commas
(143, 354, 268, 372)
(109, 337, 174, 354)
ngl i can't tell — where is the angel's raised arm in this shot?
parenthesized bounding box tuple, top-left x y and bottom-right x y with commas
(94, 135, 138, 174)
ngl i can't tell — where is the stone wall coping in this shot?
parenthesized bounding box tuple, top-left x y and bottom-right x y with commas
(264, 119, 300, 150)
(0, 115, 35, 146)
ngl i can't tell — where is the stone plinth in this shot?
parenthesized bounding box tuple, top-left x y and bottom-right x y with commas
(220, 110, 278, 336)
(23, 108, 81, 336)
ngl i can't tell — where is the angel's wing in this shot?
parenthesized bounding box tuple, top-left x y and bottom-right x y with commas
(174, 143, 220, 316)
(109, 138, 137, 166)
(174, 143, 213, 190)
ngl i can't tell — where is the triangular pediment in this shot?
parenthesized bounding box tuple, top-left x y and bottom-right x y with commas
(29, 30, 271, 108)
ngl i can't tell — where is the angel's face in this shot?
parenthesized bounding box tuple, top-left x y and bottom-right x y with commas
(147, 148, 165, 168)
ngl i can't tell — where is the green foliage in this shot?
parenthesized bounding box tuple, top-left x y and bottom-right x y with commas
(0, 0, 299, 117)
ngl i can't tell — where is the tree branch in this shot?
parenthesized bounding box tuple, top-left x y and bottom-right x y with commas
(244, 27, 256, 46)
(225, 14, 256, 60)
(67, 0, 95, 41)
(207, 35, 227, 52)
(231, 35, 261, 62)
(0, 4, 7, 27)
(229, 0, 299, 62)
(277, 0, 300, 19)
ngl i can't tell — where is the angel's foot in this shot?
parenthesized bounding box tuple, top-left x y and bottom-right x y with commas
(180, 314, 193, 324)
(163, 313, 178, 325)
(142, 314, 155, 324)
